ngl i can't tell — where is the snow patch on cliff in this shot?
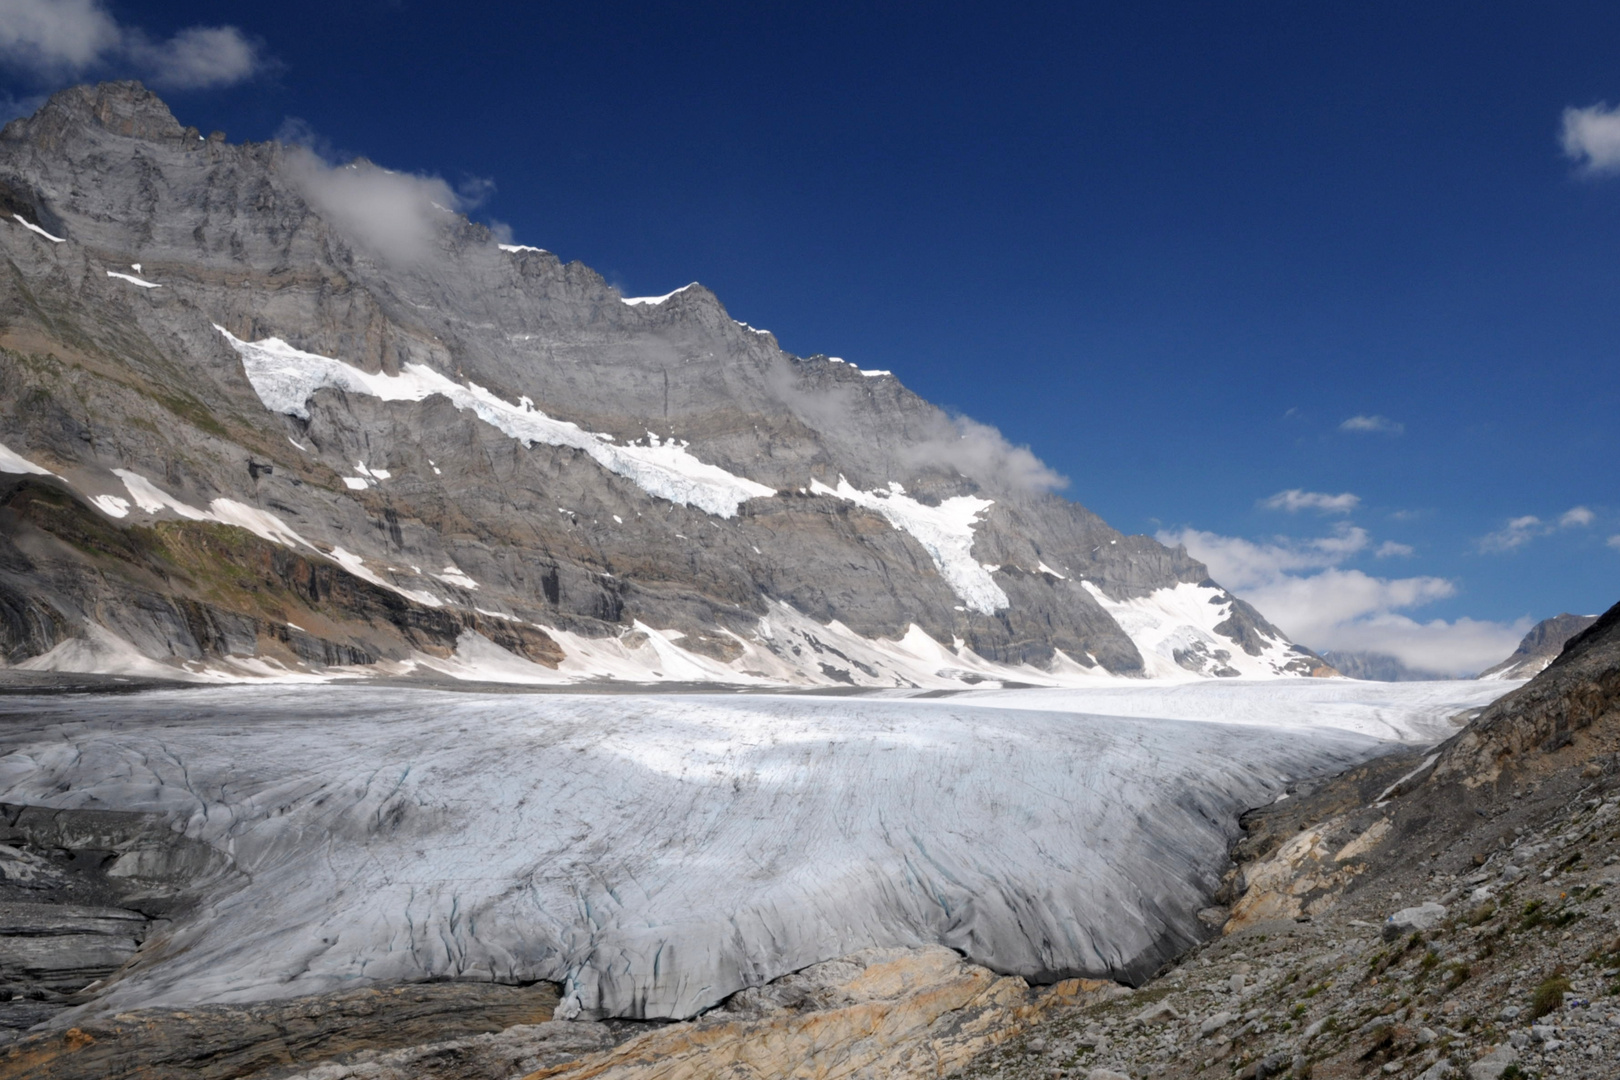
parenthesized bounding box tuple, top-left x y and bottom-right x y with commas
(219, 327, 776, 518)
(11, 214, 64, 243)
(810, 476, 1007, 614)
(1081, 581, 1311, 679)
(0, 440, 56, 476)
(621, 283, 697, 306)
(106, 271, 161, 288)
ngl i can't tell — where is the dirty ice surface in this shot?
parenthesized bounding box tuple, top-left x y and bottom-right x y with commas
(0, 680, 1507, 1023)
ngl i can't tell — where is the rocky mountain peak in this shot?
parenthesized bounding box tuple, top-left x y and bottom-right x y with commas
(0, 83, 1334, 687)
(1477, 611, 1601, 680)
(3, 81, 186, 147)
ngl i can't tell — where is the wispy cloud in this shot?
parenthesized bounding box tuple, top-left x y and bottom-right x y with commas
(278, 124, 499, 265)
(1261, 488, 1360, 514)
(1479, 514, 1547, 553)
(1375, 540, 1415, 558)
(764, 358, 1067, 494)
(1560, 505, 1595, 528)
(900, 414, 1068, 494)
(1160, 523, 1524, 676)
(1562, 102, 1620, 175)
(1479, 506, 1595, 552)
(1609, 534, 1620, 551)
(0, 0, 265, 90)
(1340, 414, 1403, 435)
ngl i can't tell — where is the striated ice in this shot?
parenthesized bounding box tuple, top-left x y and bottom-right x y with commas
(0, 685, 1421, 1022)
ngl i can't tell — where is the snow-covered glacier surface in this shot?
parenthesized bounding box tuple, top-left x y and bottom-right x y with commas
(0, 682, 1506, 1021)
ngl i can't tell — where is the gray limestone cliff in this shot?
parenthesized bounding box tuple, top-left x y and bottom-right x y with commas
(0, 82, 1329, 686)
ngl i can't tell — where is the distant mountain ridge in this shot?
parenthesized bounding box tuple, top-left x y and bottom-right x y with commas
(0, 82, 1332, 687)
(1318, 650, 1447, 683)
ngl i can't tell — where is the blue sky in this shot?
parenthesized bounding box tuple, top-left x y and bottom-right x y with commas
(2, 1, 1617, 673)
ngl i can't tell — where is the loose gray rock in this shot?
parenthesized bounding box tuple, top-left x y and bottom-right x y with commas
(1383, 901, 1448, 941)
(1130, 1002, 1182, 1026)
(1466, 1045, 1518, 1080)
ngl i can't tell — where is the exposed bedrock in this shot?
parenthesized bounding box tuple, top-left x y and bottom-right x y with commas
(0, 947, 1120, 1080)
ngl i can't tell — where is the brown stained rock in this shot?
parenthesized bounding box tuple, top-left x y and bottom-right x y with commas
(512, 948, 1118, 1080)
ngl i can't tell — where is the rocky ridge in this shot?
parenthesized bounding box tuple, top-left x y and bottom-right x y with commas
(0, 82, 1329, 688)
(1477, 614, 1601, 682)
(955, 595, 1620, 1080)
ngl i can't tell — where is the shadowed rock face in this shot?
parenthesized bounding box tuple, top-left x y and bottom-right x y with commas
(0, 81, 1325, 684)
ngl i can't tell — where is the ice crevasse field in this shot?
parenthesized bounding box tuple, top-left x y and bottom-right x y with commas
(0, 678, 1511, 1022)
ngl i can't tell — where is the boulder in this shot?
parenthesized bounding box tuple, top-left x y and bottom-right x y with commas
(1466, 1045, 1518, 1080)
(1382, 901, 1447, 941)
(1130, 1001, 1182, 1026)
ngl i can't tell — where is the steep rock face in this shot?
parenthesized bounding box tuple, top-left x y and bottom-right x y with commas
(1476, 612, 1600, 681)
(0, 82, 1328, 685)
(1216, 596, 1620, 933)
(1434, 599, 1620, 787)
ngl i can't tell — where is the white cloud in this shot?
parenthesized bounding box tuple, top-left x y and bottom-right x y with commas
(1308, 613, 1532, 678)
(902, 414, 1068, 494)
(0, 0, 118, 76)
(1340, 414, 1404, 435)
(284, 149, 467, 266)
(1375, 540, 1415, 558)
(1562, 103, 1620, 175)
(125, 26, 261, 91)
(0, 0, 263, 89)
(1160, 524, 1525, 676)
(1479, 514, 1546, 553)
(1261, 488, 1360, 514)
(1559, 505, 1595, 528)
(1479, 506, 1595, 552)
(1609, 534, 1620, 551)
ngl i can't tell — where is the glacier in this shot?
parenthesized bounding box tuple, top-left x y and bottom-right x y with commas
(0, 680, 1509, 1022)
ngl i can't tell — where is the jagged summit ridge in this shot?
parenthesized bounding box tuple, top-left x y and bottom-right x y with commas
(0, 82, 1331, 686)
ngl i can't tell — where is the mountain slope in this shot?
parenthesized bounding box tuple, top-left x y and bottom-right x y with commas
(1476, 611, 1599, 680)
(0, 82, 1329, 687)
